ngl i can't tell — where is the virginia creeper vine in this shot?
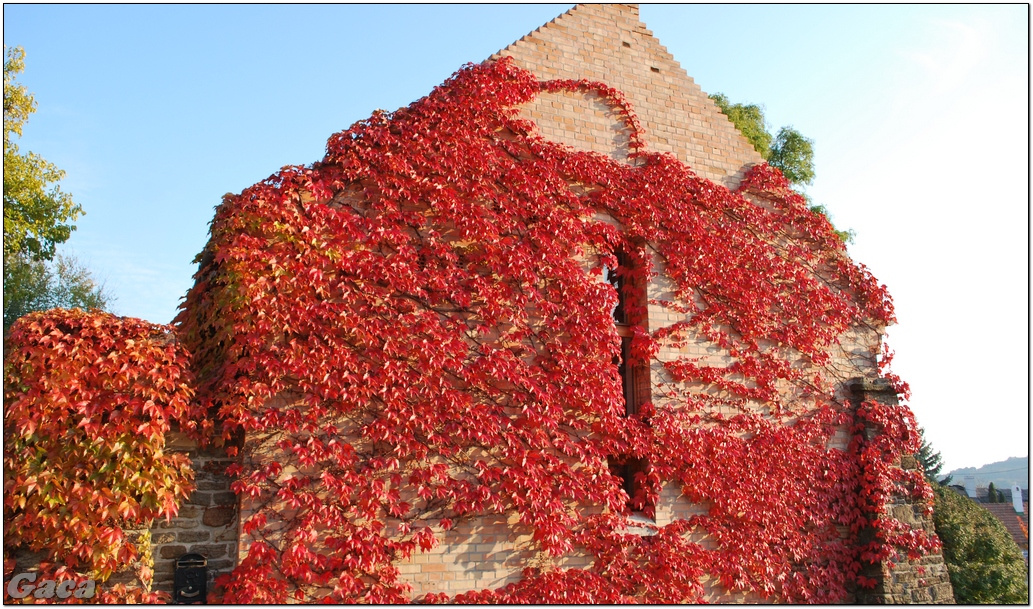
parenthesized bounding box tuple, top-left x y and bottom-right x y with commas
(172, 57, 935, 602)
(4, 56, 937, 604)
(3, 309, 206, 602)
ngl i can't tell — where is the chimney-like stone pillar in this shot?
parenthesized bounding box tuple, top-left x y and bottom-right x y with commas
(848, 377, 955, 604)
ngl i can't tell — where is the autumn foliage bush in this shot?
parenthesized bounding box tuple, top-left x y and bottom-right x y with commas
(3, 309, 206, 602)
(5, 57, 938, 603)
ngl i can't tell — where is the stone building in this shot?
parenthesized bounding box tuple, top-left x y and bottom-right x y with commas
(27, 4, 955, 603)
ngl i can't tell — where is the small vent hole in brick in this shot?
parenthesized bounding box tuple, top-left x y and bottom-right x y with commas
(622, 41, 631, 48)
(650, 66, 661, 73)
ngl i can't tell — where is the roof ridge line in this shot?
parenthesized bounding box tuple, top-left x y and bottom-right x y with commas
(488, 4, 641, 63)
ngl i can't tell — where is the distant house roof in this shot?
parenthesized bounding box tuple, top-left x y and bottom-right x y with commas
(981, 502, 1030, 550)
(973, 485, 1029, 503)
(943, 485, 1030, 550)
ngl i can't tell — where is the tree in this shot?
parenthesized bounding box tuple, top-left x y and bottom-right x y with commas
(986, 482, 1006, 503)
(709, 92, 853, 243)
(916, 427, 952, 485)
(710, 93, 815, 188)
(931, 484, 1029, 603)
(4, 46, 81, 261)
(4, 46, 106, 330)
(709, 93, 772, 159)
(3, 253, 111, 332)
(769, 126, 815, 186)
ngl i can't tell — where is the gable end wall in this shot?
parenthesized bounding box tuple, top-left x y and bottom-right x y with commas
(492, 3, 764, 187)
(97, 4, 949, 604)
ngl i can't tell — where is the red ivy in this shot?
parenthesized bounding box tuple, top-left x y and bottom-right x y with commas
(170, 56, 934, 603)
(3, 309, 206, 602)
(3, 55, 933, 604)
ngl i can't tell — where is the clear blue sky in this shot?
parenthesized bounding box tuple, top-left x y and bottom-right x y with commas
(4, 4, 1028, 473)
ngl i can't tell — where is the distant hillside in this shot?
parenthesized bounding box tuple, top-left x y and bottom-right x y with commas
(948, 456, 1028, 489)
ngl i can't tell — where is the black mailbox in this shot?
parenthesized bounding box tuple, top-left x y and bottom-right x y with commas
(173, 553, 207, 604)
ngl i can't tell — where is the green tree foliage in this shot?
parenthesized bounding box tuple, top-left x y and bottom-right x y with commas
(709, 93, 815, 188)
(3, 253, 111, 332)
(4, 45, 81, 262)
(769, 126, 815, 186)
(932, 484, 1029, 603)
(709, 92, 852, 243)
(4, 46, 107, 331)
(986, 482, 1006, 504)
(916, 427, 952, 485)
(709, 93, 772, 159)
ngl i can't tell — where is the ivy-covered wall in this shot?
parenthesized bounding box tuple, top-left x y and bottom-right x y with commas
(171, 48, 938, 601)
(4, 4, 953, 604)
(850, 379, 955, 604)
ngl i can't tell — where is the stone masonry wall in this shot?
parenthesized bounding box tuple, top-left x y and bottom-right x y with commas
(3, 439, 237, 602)
(850, 378, 956, 604)
(148, 438, 238, 599)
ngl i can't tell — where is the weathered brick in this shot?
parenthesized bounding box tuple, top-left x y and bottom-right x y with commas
(202, 505, 236, 527)
(159, 517, 198, 530)
(175, 504, 203, 519)
(211, 492, 237, 506)
(158, 544, 188, 560)
(186, 491, 212, 506)
(182, 543, 229, 560)
(194, 477, 230, 491)
(214, 527, 238, 542)
(177, 530, 211, 543)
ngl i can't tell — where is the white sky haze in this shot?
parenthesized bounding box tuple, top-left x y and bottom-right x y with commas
(3, 3, 1028, 474)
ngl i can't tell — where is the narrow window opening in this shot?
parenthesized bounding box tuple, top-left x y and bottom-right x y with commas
(622, 41, 632, 48)
(615, 336, 649, 507)
(650, 66, 661, 73)
(604, 247, 652, 514)
(605, 250, 630, 325)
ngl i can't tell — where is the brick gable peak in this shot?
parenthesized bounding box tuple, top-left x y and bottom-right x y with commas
(488, 3, 764, 186)
(491, 4, 641, 59)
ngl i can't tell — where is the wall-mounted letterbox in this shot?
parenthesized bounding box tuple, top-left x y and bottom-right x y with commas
(173, 553, 207, 604)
